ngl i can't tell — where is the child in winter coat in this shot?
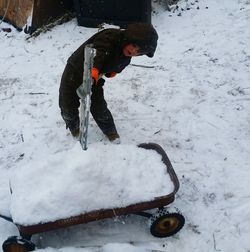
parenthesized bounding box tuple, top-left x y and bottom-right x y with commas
(59, 23, 158, 142)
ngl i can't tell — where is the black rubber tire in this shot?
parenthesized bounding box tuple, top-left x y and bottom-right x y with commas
(150, 212, 185, 238)
(2, 236, 35, 252)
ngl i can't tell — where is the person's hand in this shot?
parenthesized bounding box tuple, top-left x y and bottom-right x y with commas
(105, 72, 117, 78)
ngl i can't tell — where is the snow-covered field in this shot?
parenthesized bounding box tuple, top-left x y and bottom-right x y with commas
(1, 0, 250, 251)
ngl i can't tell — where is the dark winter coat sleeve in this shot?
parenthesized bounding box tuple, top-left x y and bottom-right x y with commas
(92, 29, 131, 74)
(67, 29, 131, 77)
(92, 31, 117, 71)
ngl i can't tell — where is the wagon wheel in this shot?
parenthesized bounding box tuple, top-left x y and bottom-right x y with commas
(2, 236, 35, 252)
(149, 212, 185, 238)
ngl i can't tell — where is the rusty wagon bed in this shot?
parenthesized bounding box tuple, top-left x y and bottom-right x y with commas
(1, 143, 185, 252)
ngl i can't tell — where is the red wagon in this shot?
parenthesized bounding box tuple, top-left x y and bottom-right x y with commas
(1, 143, 185, 252)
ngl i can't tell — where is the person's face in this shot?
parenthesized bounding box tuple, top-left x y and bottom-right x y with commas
(123, 44, 142, 57)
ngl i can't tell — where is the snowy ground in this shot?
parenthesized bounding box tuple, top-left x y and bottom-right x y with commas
(1, 0, 250, 251)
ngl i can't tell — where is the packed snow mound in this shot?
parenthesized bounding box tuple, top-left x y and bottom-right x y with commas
(10, 143, 174, 225)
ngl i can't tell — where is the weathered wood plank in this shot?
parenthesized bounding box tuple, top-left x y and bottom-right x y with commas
(0, 0, 73, 32)
(0, 0, 33, 30)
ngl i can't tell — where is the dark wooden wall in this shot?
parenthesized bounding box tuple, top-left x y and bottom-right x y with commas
(31, 0, 73, 32)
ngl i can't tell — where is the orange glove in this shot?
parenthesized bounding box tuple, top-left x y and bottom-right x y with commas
(92, 67, 99, 84)
(105, 72, 117, 78)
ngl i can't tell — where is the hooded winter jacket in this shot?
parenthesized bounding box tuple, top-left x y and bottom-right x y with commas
(67, 23, 158, 79)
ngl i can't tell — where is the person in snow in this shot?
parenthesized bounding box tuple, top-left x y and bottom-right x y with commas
(59, 23, 158, 142)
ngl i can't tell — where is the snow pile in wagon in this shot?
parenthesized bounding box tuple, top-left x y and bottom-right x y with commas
(10, 143, 174, 225)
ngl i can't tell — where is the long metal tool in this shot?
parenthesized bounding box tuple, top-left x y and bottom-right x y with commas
(76, 44, 96, 150)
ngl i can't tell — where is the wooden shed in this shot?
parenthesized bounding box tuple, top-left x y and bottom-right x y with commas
(0, 0, 73, 33)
